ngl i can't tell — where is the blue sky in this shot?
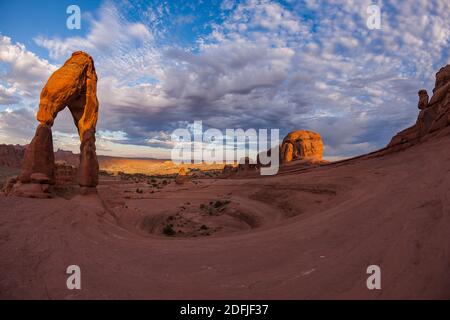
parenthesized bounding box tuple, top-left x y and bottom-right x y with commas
(1, 0, 449, 159)
(1, 1, 100, 55)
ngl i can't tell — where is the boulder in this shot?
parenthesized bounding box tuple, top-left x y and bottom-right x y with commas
(30, 172, 52, 184)
(280, 130, 323, 163)
(9, 182, 52, 199)
(2, 176, 17, 195)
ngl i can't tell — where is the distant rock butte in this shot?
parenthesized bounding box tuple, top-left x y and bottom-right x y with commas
(280, 130, 324, 163)
(54, 149, 79, 166)
(12, 51, 99, 197)
(388, 65, 450, 149)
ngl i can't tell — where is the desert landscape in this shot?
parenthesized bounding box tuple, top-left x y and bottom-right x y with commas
(1, 0, 450, 302)
(1, 58, 450, 299)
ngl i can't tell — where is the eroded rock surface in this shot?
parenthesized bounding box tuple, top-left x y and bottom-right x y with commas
(55, 161, 78, 185)
(280, 130, 323, 163)
(18, 124, 55, 184)
(388, 65, 450, 149)
(0, 144, 25, 167)
(15, 51, 99, 197)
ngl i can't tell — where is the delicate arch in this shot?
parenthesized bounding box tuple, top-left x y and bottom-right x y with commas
(19, 51, 99, 189)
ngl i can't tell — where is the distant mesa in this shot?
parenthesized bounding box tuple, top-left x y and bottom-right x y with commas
(0, 144, 25, 168)
(54, 149, 79, 167)
(388, 64, 450, 150)
(10, 51, 100, 198)
(280, 130, 324, 163)
(0, 145, 80, 170)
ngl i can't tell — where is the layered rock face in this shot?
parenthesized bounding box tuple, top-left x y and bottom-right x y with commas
(14, 51, 99, 197)
(54, 149, 79, 166)
(0, 145, 79, 169)
(18, 124, 55, 184)
(55, 161, 78, 185)
(388, 65, 450, 148)
(280, 130, 324, 163)
(78, 128, 99, 187)
(0, 144, 25, 167)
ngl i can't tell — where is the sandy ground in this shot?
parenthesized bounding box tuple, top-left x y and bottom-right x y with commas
(0, 130, 450, 299)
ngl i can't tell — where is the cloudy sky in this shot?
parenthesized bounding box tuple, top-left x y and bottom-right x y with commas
(0, 0, 449, 160)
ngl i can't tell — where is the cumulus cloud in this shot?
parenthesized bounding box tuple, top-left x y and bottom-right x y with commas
(0, 35, 56, 100)
(34, 3, 153, 61)
(0, 108, 37, 144)
(0, 85, 19, 105)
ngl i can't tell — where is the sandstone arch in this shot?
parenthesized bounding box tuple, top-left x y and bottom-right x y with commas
(19, 51, 99, 190)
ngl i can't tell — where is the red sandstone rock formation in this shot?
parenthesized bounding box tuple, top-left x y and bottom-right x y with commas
(15, 51, 99, 196)
(175, 167, 188, 185)
(0, 144, 25, 168)
(418, 89, 429, 110)
(238, 157, 259, 171)
(54, 149, 79, 167)
(18, 124, 55, 184)
(221, 164, 237, 177)
(78, 128, 99, 187)
(9, 181, 52, 199)
(0, 145, 80, 169)
(388, 65, 450, 149)
(1, 177, 17, 195)
(280, 130, 323, 163)
(55, 161, 78, 185)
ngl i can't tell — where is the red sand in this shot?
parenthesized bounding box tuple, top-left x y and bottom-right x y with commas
(1, 129, 450, 299)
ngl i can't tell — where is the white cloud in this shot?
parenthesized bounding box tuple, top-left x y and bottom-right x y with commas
(0, 35, 56, 99)
(0, 108, 37, 144)
(34, 3, 153, 61)
(0, 85, 19, 105)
